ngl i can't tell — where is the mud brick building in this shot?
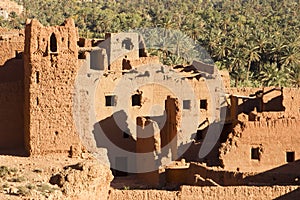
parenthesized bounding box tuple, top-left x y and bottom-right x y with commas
(0, 18, 299, 188)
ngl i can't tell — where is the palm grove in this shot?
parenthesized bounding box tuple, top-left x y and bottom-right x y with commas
(2, 0, 300, 87)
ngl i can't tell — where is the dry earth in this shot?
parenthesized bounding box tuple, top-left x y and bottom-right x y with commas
(0, 154, 113, 200)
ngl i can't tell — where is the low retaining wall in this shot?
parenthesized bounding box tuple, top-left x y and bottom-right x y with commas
(108, 185, 300, 200)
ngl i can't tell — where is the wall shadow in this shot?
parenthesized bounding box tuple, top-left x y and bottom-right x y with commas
(274, 188, 300, 200)
(94, 110, 136, 153)
(0, 57, 25, 156)
(245, 159, 300, 186)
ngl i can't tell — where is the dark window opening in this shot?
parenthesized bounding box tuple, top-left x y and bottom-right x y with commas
(55, 131, 58, 135)
(36, 71, 39, 83)
(251, 147, 260, 160)
(123, 132, 130, 138)
(50, 33, 58, 52)
(36, 97, 39, 106)
(196, 129, 203, 141)
(183, 100, 191, 109)
(200, 99, 208, 110)
(122, 58, 132, 70)
(78, 52, 86, 59)
(15, 50, 22, 59)
(132, 94, 141, 106)
(105, 95, 116, 106)
(122, 38, 134, 50)
(286, 151, 295, 162)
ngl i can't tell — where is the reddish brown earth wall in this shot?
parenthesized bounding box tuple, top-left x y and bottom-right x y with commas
(0, 29, 24, 151)
(23, 19, 81, 156)
(108, 185, 299, 200)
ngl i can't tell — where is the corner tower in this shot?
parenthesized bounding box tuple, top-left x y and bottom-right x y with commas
(24, 18, 80, 155)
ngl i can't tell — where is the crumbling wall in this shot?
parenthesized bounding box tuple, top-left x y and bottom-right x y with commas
(136, 116, 161, 187)
(220, 118, 300, 172)
(24, 18, 81, 155)
(108, 185, 300, 200)
(100, 33, 139, 71)
(220, 88, 300, 172)
(0, 28, 24, 151)
(282, 88, 300, 118)
(161, 96, 180, 160)
(0, 29, 24, 66)
(179, 185, 299, 200)
(0, 82, 24, 150)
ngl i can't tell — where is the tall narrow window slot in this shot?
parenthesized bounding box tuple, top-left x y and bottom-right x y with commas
(36, 71, 39, 83)
(50, 33, 58, 52)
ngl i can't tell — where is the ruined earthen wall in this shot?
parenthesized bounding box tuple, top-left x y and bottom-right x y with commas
(0, 81, 24, 149)
(179, 185, 299, 200)
(24, 19, 81, 155)
(161, 96, 180, 160)
(282, 88, 300, 118)
(0, 29, 24, 66)
(228, 87, 300, 118)
(0, 29, 24, 150)
(220, 88, 300, 172)
(220, 118, 300, 172)
(108, 185, 299, 200)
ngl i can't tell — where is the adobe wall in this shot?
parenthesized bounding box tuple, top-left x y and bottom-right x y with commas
(0, 28, 24, 151)
(0, 28, 24, 66)
(0, 81, 24, 150)
(99, 33, 139, 71)
(108, 185, 300, 200)
(94, 66, 214, 139)
(220, 118, 300, 172)
(24, 18, 81, 156)
(220, 87, 300, 172)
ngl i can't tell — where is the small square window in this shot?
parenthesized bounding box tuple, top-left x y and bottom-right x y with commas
(132, 94, 141, 106)
(183, 100, 191, 109)
(286, 151, 295, 162)
(200, 99, 207, 110)
(105, 95, 116, 106)
(251, 147, 260, 160)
